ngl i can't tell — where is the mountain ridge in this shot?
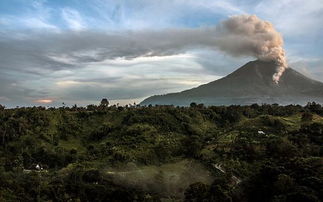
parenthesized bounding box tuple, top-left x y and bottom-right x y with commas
(140, 60, 323, 106)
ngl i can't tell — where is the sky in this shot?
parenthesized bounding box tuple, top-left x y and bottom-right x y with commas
(0, 0, 322, 107)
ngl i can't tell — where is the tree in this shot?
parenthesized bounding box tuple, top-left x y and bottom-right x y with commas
(190, 102, 197, 108)
(100, 98, 109, 107)
(184, 182, 210, 201)
(301, 112, 313, 122)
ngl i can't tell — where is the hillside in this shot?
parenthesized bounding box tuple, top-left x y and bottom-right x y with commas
(0, 104, 322, 201)
(141, 60, 323, 106)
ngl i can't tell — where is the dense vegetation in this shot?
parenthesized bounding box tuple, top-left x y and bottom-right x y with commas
(0, 102, 322, 202)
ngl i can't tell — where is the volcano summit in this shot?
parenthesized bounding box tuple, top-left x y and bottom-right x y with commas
(141, 60, 323, 106)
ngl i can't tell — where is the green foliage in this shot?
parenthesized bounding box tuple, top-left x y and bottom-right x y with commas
(0, 104, 322, 201)
(302, 112, 314, 122)
(184, 182, 210, 201)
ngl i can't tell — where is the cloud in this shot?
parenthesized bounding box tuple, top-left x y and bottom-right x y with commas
(0, 0, 58, 31)
(34, 99, 53, 103)
(2, 13, 320, 107)
(1, 15, 289, 81)
(0, 0, 322, 107)
(0, 74, 39, 107)
(0, 31, 222, 107)
(289, 56, 323, 81)
(61, 8, 87, 31)
(0, 29, 207, 75)
(21, 17, 58, 30)
(184, 0, 245, 14)
(0, 96, 10, 102)
(253, 0, 323, 37)
(0, 15, 58, 31)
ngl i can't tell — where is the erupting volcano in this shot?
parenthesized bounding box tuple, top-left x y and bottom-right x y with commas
(141, 60, 323, 106)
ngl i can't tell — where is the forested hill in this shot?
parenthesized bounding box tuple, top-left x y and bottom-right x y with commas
(0, 103, 322, 201)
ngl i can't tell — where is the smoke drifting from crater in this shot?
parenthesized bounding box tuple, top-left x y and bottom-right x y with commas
(215, 15, 288, 83)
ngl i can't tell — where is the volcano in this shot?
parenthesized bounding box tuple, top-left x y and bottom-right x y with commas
(140, 60, 323, 106)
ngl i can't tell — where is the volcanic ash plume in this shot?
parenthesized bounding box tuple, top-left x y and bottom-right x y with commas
(215, 15, 288, 83)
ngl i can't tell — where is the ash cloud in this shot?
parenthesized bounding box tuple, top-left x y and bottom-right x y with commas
(214, 15, 288, 83)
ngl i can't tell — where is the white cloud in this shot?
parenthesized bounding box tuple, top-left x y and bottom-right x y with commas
(43, 52, 221, 105)
(254, 0, 323, 37)
(185, 0, 245, 15)
(62, 8, 87, 31)
(21, 17, 58, 30)
(0, 0, 58, 31)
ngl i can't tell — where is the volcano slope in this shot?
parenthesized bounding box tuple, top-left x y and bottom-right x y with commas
(141, 60, 323, 106)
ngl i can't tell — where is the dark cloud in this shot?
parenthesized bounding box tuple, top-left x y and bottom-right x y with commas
(0, 15, 288, 79)
(0, 75, 38, 106)
(0, 27, 220, 76)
